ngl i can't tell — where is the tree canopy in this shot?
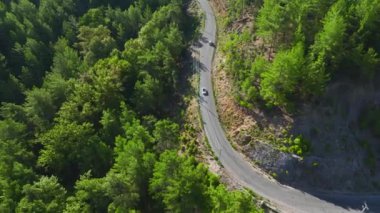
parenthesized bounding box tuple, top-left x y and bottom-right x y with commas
(0, 0, 262, 211)
(223, 0, 380, 110)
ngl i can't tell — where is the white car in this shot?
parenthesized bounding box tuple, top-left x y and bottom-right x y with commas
(202, 88, 208, 96)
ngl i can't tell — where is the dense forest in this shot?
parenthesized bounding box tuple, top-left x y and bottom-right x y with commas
(224, 0, 380, 110)
(0, 0, 262, 212)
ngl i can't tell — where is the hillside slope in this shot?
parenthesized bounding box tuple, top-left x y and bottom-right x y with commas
(211, 0, 380, 193)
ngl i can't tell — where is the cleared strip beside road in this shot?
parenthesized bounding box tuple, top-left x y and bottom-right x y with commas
(196, 0, 380, 212)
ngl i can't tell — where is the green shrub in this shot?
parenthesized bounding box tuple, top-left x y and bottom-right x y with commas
(282, 135, 311, 157)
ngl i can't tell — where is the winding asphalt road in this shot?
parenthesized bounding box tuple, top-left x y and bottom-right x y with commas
(196, 0, 380, 212)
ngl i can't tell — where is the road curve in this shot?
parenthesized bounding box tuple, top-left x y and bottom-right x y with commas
(196, 0, 380, 212)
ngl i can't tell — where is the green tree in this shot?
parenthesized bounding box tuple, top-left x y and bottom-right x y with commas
(51, 38, 84, 79)
(9, 0, 53, 42)
(56, 56, 129, 124)
(24, 88, 55, 130)
(0, 119, 35, 212)
(150, 151, 212, 212)
(138, 4, 183, 49)
(38, 0, 75, 37)
(23, 72, 72, 131)
(119, 5, 144, 40)
(301, 1, 346, 95)
(61, 16, 78, 44)
(80, 6, 145, 47)
(15, 38, 52, 88)
(293, 0, 336, 47)
(239, 56, 269, 108)
(355, 0, 380, 36)
(64, 173, 109, 213)
(260, 43, 306, 107)
(132, 72, 163, 115)
(16, 176, 66, 213)
(256, 0, 286, 46)
(99, 109, 123, 145)
(0, 54, 23, 102)
(79, 7, 108, 28)
(222, 31, 252, 81)
(77, 25, 116, 65)
(354, 0, 380, 52)
(1, 10, 26, 56)
(106, 125, 155, 211)
(153, 119, 179, 153)
(210, 185, 262, 213)
(38, 122, 112, 186)
(309, 2, 346, 67)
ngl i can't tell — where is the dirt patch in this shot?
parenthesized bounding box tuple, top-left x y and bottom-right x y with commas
(213, 50, 291, 144)
(210, 0, 228, 16)
(213, 55, 255, 143)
